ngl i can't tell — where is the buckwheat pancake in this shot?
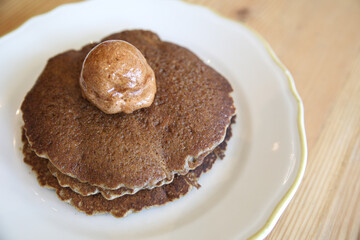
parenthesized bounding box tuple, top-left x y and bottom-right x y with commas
(47, 150, 210, 200)
(22, 119, 234, 217)
(47, 162, 135, 200)
(21, 30, 236, 191)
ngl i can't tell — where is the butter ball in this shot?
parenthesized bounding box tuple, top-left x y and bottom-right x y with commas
(80, 40, 156, 114)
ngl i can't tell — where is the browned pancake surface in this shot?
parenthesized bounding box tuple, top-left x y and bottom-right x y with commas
(47, 162, 135, 199)
(48, 117, 236, 200)
(21, 30, 236, 190)
(22, 120, 233, 217)
(48, 149, 209, 200)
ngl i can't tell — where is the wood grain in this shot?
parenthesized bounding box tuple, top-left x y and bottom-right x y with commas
(1, 0, 359, 239)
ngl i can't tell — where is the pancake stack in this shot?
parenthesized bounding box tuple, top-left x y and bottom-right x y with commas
(21, 30, 236, 217)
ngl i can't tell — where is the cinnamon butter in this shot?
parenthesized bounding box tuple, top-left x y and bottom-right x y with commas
(80, 40, 156, 114)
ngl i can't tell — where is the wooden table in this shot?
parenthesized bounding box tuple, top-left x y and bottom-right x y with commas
(1, 0, 359, 239)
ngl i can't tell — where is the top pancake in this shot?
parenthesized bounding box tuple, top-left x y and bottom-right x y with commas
(21, 30, 236, 190)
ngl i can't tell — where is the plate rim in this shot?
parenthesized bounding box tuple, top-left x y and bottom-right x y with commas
(185, 4, 307, 239)
(0, 1, 308, 239)
(245, 29, 307, 240)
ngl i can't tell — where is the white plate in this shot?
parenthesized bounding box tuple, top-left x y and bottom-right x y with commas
(0, 0, 307, 239)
